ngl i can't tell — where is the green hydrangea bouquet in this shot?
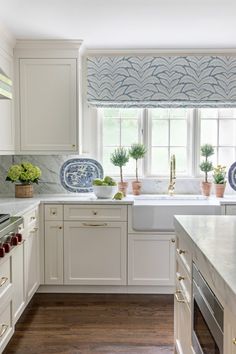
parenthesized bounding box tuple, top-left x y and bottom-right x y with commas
(6, 162, 41, 184)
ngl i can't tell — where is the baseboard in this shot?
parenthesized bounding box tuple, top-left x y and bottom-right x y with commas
(37, 285, 175, 294)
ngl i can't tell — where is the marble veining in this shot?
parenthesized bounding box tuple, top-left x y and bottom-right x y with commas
(0, 155, 236, 196)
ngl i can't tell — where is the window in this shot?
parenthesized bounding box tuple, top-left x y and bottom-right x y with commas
(200, 108, 236, 169)
(99, 107, 236, 177)
(100, 108, 142, 176)
(148, 108, 191, 175)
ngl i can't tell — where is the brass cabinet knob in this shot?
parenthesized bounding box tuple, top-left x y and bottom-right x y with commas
(178, 249, 186, 255)
(58, 226, 63, 230)
(171, 238, 175, 243)
(233, 338, 236, 345)
(92, 211, 98, 215)
(178, 275, 185, 281)
(72, 144, 76, 148)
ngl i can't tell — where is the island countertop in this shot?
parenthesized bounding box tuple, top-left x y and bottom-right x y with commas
(174, 215, 236, 312)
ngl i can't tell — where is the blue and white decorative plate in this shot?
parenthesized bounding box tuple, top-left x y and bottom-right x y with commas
(228, 162, 236, 191)
(60, 158, 103, 193)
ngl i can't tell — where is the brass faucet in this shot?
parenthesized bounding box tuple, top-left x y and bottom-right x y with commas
(168, 154, 176, 196)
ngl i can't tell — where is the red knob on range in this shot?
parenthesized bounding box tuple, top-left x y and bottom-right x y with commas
(3, 243, 11, 253)
(15, 233, 23, 243)
(0, 247, 5, 257)
(11, 236, 18, 246)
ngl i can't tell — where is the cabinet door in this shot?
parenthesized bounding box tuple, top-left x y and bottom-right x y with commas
(174, 286, 191, 354)
(0, 48, 14, 152)
(19, 58, 77, 152)
(224, 307, 236, 354)
(25, 227, 39, 301)
(12, 243, 25, 324)
(45, 221, 63, 284)
(128, 234, 175, 286)
(64, 221, 127, 285)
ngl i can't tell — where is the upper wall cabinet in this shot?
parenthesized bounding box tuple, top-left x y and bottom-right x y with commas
(0, 34, 15, 153)
(14, 40, 82, 154)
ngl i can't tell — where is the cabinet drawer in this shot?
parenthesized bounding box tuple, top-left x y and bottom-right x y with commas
(0, 298, 13, 352)
(0, 257, 11, 300)
(225, 205, 236, 215)
(64, 205, 127, 222)
(24, 207, 39, 229)
(176, 235, 191, 275)
(45, 204, 63, 221)
(176, 259, 191, 305)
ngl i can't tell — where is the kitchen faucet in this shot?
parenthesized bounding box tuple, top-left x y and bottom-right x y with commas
(168, 154, 176, 196)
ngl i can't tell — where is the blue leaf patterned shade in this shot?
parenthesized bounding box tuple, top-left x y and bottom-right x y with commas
(87, 56, 236, 107)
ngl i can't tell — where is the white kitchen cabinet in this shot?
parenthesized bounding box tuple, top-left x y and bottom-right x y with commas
(19, 58, 77, 152)
(64, 221, 127, 285)
(224, 307, 236, 354)
(174, 285, 192, 354)
(12, 242, 25, 324)
(0, 39, 14, 153)
(0, 294, 13, 354)
(128, 234, 175, 286)
(45, 221, 63, 284)
(14, 40, 82, 153)
(25, 226, 39, 301)
(24, 211, 40, 302)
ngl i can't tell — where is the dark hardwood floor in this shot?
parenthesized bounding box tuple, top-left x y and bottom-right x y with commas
(4, 294, 174, 354)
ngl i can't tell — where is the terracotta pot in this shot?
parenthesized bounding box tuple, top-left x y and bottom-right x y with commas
(201, 182, 212, 197)
(15, 184, 33, 198)
(214, 183, 226, 198)
(132, 181, 142, 195)
(118, 182, 128, 197)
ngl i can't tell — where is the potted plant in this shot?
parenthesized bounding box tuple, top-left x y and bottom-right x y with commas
(6, 162, 41, 198)
(213, 165, 227, 198)
(199, 144, 214, 196)
(129, 143, 147, 195)
(92, 176, 117, 199)
(110, 147, 129, 196)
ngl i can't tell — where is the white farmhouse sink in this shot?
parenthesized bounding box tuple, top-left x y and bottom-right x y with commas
(133, 194, 207, 201)
(132, 196, 221, 231)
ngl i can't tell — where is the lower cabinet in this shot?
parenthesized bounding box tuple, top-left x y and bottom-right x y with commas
(24, 224, 40, 302)
(0, 295, 13, 354)
(12, 242, 25, 324)
(44, 221, 63, 284)
(174, 285, 192, 354)
(224, 307, 236, 354)
(64, 221, 127, 285)
(128, 234, 175, 286)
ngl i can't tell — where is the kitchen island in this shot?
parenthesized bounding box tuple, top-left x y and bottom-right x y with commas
(174, 215, 236, 354)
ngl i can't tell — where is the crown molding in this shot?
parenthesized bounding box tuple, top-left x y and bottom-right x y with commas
(86, 48, 236, 56)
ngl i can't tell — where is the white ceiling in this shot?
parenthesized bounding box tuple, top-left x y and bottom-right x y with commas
(0, 0, 236, 49)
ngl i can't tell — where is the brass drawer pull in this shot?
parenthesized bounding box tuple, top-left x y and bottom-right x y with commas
(177, 248, 186, 255)
(176, 272, 185, 281)
(233, 338, 236, 345)
(174, 290, 185, 303)
(0, 277, 8, 287)
(82, 223, 108, 227)
(0, 324, 8, 337)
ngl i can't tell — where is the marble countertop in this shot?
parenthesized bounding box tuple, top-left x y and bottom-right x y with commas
(174, 215, 236, 308)
(0, 194, 134, 216)
(0, 193, 236, 217)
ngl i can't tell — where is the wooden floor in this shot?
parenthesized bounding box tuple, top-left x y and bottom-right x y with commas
(4, 294, 174, 354)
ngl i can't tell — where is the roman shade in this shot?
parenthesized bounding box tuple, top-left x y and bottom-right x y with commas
(87, 55, 236, 108)
(0, 68, 12, 99)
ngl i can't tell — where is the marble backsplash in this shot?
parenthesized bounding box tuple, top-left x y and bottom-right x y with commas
(0, 155, 235, 196)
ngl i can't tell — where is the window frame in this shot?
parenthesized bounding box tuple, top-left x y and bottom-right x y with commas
(98, 107, 236, 179)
